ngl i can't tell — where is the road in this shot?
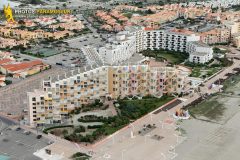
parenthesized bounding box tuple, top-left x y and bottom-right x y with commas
(0, 115, 18, 126)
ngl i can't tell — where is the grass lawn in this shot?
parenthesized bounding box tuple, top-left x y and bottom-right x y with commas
(118, 96, 174, 119)
(189, 97, 226, 121)
(141, 49, 188, 64)
(190, 67, 221, 78)
(190, 68, 201, 77)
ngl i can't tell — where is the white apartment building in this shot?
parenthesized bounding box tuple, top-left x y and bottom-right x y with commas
(83, 27, 203, 65)
(125, 26, 145, 52)
(28, 64, 188, 126)
(98, 31, 136, 65)
(187, 41, 213, 64)
(143, 29, 200, 53)
(185, 0, 240, 8)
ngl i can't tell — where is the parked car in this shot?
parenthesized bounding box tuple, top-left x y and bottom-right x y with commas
(36, 135, 42, 139)
(56, 63, 63, 66)
(24, 131, 31, 135)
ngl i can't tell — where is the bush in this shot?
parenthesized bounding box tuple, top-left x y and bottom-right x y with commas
(71, 152, 90, 160)
(74, 125, 86, 133)
(5, 80, 12, 85)
(87, 125, 102, 129)
(43, 125, 73, 134)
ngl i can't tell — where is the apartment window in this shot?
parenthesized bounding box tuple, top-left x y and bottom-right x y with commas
(32, 97, 36, 101)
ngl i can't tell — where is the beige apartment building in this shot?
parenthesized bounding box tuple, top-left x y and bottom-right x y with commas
(27, 64, 188, 126)
(233, 36, 240, 48)
(200, 27, 231, 45)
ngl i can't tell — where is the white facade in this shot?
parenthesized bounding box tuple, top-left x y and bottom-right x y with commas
(84, 27, 201, 65)
(98, 31, 136, 65)
(125, 26, 145, 52)
(143, 29, 200, 53)
(181, 0, 240, 8)
(187, 41, 213, 64)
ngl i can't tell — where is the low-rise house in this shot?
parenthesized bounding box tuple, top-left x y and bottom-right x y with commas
(0, 52, 14, 60)
(0, 58, 14, 65)
(57, 15, 77, 22)
(49, 21, 84, 31)
(0, 27, 11, 37)
(52, 31, 74, 40)
(11, 29, 38, 40)
(34, 17, 57, 26)
(0, 60, 50, 78)
(23, 19, 37, 27)
(0, 75, 6, 87)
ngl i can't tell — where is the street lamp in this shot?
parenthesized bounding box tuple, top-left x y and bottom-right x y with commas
(159, 120, 164, 129)
(129, 123, 135, 138)
(110, 133, 115, 145)
(121, 149, 126, 160)
(144, 134, 151, 144)
(174, 134, 179, 144)
(149, 113, 153, 121)
(160, 153, 166, 160)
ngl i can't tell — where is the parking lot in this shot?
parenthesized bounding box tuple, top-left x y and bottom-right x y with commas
(65, 33, 108, 49)
(44, 49, 87, 67)
(0, 123, 49, 160)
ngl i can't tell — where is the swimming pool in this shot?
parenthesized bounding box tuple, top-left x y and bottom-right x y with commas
(0, 155, 10, 160)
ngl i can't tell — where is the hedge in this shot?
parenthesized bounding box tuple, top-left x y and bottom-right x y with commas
(43, 125, 74, 134)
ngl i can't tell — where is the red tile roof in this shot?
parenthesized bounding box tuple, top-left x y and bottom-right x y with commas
(144, 27, 154, 31)
(0, 59, 13, 65)
(1, 60, 43, 72)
